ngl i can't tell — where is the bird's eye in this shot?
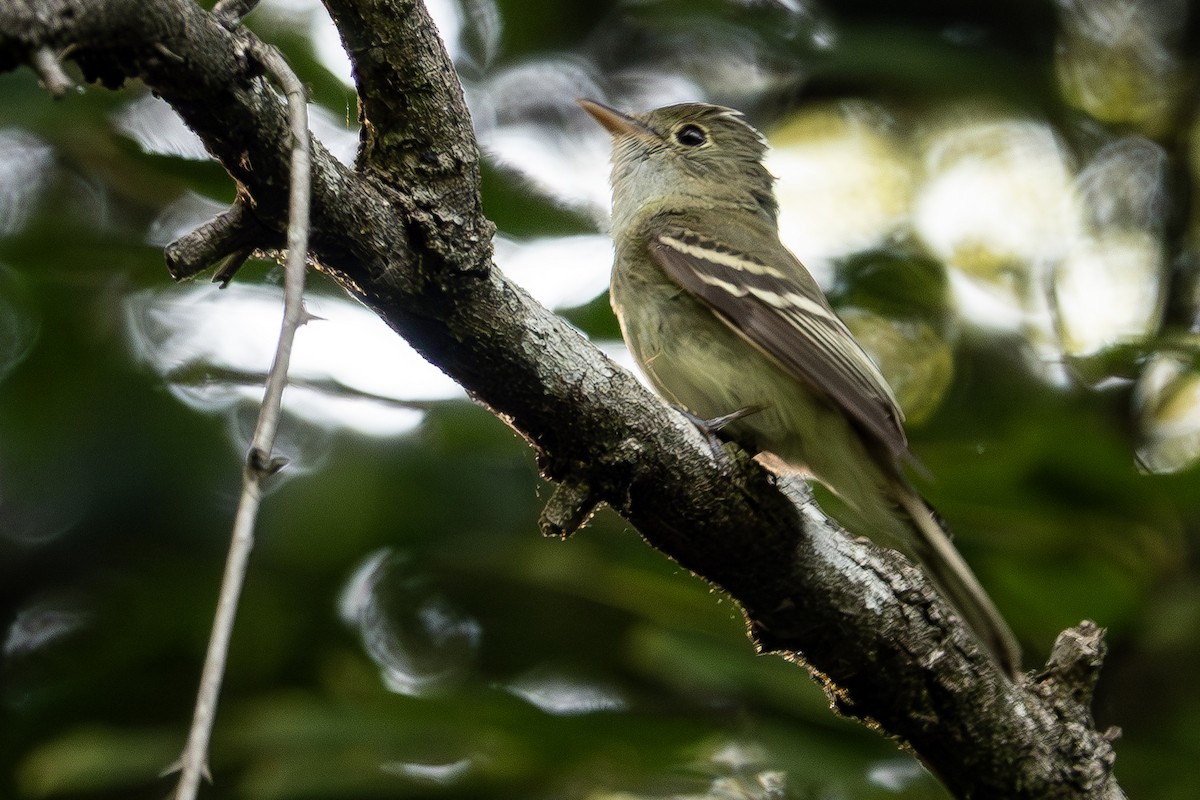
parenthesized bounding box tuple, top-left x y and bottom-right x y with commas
(674, 124, 708, 147)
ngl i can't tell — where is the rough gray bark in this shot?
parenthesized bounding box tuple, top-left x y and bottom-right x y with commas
(0, 1, 1125, 797)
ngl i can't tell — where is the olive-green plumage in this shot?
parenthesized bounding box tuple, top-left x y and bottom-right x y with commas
(581, 99, 1021, 677)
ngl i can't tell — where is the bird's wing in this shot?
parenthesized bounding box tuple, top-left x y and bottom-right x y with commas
(648, 226, 909, 459)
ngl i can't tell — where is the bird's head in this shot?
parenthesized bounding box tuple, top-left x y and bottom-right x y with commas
(579, 100, 777, 222)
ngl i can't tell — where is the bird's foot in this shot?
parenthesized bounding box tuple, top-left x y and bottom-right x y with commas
(701, 405, 765, 431)
(673, 404, 764, 471)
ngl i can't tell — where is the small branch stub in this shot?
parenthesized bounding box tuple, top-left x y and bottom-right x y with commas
(212, 247, 257, 288)
(213, 0, 261, 22)
(1036, 620, 1108, 708)
(165, 201, 274, 282)
(32, 46, 73, 97)
(539, 480, 603, 539)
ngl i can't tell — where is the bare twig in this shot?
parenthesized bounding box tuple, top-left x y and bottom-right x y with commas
(171, 41, 311, 800)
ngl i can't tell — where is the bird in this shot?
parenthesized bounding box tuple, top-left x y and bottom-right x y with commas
(579, 98, 1021, 677)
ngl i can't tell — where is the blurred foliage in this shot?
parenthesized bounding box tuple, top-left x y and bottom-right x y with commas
(3, 1, 1200, 799)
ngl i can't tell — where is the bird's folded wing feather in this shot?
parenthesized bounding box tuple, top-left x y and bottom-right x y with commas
(648, 227, 909, 460)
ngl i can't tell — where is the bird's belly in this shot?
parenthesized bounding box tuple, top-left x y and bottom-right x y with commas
(615, 286, 822, 454)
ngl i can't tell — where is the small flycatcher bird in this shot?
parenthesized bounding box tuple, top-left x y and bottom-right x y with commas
(580, 99, 1021, 676)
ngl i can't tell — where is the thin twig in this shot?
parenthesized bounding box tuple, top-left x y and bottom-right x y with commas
(172, 41, 311, 800)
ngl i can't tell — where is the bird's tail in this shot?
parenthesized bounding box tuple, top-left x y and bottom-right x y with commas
(889, 479, 1022, 678)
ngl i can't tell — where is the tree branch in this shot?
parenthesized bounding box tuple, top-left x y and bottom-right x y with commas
(0, 1, 1123, 797)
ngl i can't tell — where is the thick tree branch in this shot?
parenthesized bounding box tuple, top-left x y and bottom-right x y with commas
(324, 0, 494, 276)
(0, 1, 1123, 797)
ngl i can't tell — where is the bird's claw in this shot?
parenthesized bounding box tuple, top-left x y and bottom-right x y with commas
(673, 404, 765, 472)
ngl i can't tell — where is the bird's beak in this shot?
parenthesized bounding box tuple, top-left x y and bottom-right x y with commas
(577, 99, 658, 141)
